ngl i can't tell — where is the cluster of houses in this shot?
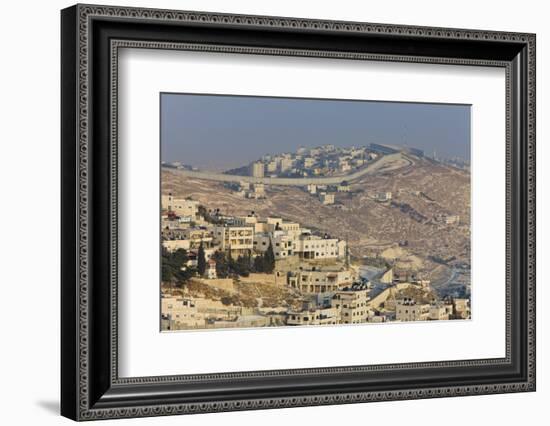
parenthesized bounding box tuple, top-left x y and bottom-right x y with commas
(160, 192, 471, 330)
(161, 192, 349, 263)
(248, 144, 377, 179)
(161, 281, 379, 330)
(230, 144, 379, 203)
(161, 282, 471, 330)
(161, 192, 352, 285)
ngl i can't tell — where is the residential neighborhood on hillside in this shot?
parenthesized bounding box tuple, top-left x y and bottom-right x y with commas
(160, 142, 471, 331)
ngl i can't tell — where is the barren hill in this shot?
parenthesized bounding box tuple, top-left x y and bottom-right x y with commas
(162, 154, 470, 290)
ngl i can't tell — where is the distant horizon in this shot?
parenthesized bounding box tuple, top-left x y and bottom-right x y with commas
(161, 93, 471, 172)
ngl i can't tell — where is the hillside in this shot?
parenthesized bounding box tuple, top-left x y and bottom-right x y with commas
(162, 154, 470, 292)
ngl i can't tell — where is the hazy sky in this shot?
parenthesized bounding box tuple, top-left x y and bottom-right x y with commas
(161, 93, 471, 172)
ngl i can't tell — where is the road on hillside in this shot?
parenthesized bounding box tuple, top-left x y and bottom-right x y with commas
(163, 153, 410, 187)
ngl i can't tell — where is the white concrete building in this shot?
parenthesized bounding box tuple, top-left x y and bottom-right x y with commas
(286, 307, 340, 326)
(395, 298, 430, 321)
(279, 158, 294, 172)
(181, 227, 214, 248)
(454, 298, 471, 319)
(332, 283, 371, 324)
(376, 191, 392, 202)
(161, 193, 199, 219)
(279, 221, 301, 234)
(253, 231, 294, 259)
(428, 303, 453, 320)
(214, 225, 254, 254)
(253, 183, 265, 197)
(162, 239, 191, 252)
(266, 160, 278, 173)
(293, 235, 345, 260)
(288, 269, 356, 293)
(444, 214, 460, 225)
(161, 295, 205, 330)
(319, 192, 335, 205)
(250, 161, 265, 178)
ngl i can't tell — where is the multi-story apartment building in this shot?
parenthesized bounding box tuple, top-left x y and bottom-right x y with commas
(213, 225, 254, 254)
(279, 157, 294, 172)
(453, 298, 471, 319)
(287, 269, 356, 293)
(332, 282, 370, 324)
(293, 235, 346, 260)
(266, 160, 278, 173)
(250, 161, 265, 178)
(395, 298, 430, 321)
(238, 216, 302, 239)
(428, 303, 453, 320)
(253, 231, 294, 259)
(181, 227, 214, 248)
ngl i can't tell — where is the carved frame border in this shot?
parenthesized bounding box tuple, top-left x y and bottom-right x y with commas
(63, 4, 535, 420)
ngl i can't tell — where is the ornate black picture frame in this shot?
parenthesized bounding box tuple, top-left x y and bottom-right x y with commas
(61, 4, 536, 421)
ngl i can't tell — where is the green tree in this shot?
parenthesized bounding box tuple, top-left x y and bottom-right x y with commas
(212, 250, 229, 278)
(197, 241, 206, 276)
(264, 241, 275, 273)
(235, 251, 251, 277)
(253, 254, 265, 272)
(161, 247, 194, 286)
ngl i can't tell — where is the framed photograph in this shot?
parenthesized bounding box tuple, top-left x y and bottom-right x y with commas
(61, 4, 536, 421)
